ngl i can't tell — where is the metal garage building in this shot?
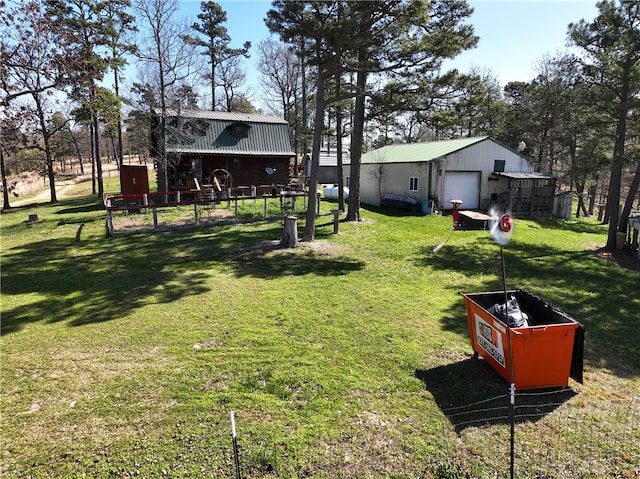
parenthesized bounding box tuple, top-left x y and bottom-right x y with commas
(343, 136, 557, 216)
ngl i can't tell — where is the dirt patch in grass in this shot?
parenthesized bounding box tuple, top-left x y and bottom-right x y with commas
(586, 243, 640, 271)
(241, 238, 346, 256)
(112, 207, 237, 233)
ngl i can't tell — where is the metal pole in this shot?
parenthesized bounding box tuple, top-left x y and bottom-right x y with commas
(230, 411, 241, 479)
(500, 246, 516, 479)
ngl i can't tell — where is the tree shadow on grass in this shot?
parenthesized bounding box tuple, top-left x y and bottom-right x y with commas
(527, 217, 609, 235)
(1, 219, 365, 334)
(55, 202, 105, 217)
(1, 234, 210, 334)
(218, 235, 365, 279)
(415, 360, 577, 433)
(361, 203, 422, 217)
(193, 220, 366, 279)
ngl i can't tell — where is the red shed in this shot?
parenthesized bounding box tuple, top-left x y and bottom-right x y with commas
(120, 165, 150, 197)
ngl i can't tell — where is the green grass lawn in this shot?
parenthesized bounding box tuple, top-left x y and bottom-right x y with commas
(1, 188, 638, 478)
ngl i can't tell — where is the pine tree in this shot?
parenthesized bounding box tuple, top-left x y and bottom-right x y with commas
(188, 1, 251, 110)
(568, 0, 640, 248)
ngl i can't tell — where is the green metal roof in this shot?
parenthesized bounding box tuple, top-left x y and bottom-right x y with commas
(158, 109, 295, 156)
(351, 136, 490, 164)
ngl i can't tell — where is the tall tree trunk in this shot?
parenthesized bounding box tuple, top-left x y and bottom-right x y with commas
(46, 149, 56, 202)
(618, 159, 640, 233)
(606, 153, 624, 246)
(588, 176, 598, 215)
(336, 72, 345, 212)
(1, 149, 11, 210)
(300, 43, 308, 172)
(605, 69, 631, 249)
(114, 67, 124, 166)
(34, 95, 57, 203)
(346, 48, 367, 222)
(211, 56, 216, 110)
(159, 96, 168, 192)
(302, 74, 325, 242)
(93, 110, 104, 198)
(90, 123, 96, 195)
(70, 130, 84, 175)
(109, 131, 119, 170)
(575, 179, 589, 218)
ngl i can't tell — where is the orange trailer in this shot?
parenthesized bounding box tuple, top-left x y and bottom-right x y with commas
(461, 289, 584, 390)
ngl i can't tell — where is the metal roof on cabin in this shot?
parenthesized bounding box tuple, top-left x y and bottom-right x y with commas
(161, 108, 290, 124)
(351, 136, 490, 164)
(158, 109, 295, 156)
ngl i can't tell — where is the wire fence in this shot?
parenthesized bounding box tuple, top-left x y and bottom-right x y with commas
(434, 388, 640, 478)
(205, 389, 639, 479)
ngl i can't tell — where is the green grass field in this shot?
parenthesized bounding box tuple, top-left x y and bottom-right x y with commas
(1, 184, 638, 478)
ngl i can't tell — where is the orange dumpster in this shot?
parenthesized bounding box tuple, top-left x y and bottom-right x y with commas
(461, 289, 585, 390)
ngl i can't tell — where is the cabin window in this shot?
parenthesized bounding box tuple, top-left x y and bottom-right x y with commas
(166, 119, 207, 144)
(230, 123, 250, 138)
(409, 176, 419, 192)
(183, 120, 208, 138)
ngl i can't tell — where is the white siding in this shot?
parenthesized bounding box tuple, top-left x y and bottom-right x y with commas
(343, 138, 535, 209)
(359, 162, 430, 205)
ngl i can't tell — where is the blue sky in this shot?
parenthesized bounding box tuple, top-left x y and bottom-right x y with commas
(178, 0, 599, 105)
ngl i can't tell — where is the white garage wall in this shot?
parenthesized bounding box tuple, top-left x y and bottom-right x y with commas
(358, 162, 431, 206)
(343, 138, 536, 210)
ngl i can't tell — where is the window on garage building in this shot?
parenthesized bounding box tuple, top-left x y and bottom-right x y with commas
(409, 176, 419, 192)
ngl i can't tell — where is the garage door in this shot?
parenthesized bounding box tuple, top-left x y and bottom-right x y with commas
(443, 171, 480, 209)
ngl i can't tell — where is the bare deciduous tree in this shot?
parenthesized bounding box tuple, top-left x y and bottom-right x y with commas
(134, 0, 199, 191)
(1, 0, 74, 203)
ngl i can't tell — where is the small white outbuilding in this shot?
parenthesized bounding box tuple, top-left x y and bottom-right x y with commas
(343, 136, 557, 216)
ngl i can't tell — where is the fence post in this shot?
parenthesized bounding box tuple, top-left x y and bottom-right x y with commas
(106, 210, 114, 236)
(331, 209, 341, 234)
